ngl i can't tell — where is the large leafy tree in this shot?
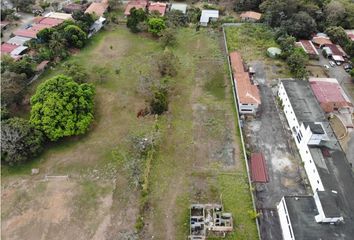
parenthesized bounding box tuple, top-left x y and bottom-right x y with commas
(234, 0, 261, 11)
(1, 118, 43, 166)
(281, 11, 317, 39)
(127, 8, 147, 33)
(147, 17, 166, 36)
(286, 48, 309, 79)
(30, 75, 95, 141)
(72, 11, 95, 33)
(64, 25, 87, 48)
(325, 26, 350, 47)
(1, 71, 27, 107)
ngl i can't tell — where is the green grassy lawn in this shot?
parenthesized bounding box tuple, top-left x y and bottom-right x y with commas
(225, 24, 292, 79)
(2, 26, 257, 239)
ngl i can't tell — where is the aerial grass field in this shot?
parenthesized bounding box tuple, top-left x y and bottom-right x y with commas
(2, 25, 257, 240)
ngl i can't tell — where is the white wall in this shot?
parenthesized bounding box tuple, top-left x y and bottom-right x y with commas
(314, 192, 344, 223)
(278, 82, 324, 192)
(239, 103, 258, 114)
(277, 197, 295, 240)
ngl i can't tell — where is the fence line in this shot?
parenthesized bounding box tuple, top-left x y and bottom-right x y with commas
(222, 25, 261, 240)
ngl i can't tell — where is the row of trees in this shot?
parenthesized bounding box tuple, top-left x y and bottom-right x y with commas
(1, 75, 95, 166)
(235, 0, 354, 39)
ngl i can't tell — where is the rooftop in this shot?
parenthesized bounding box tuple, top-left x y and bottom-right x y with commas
(85, 2, 109, 16)
(148, 2, 167, 16)
(284, 196, 354, 240)
(317, 191, 341, 218)
(6, 36, 32, 46)
(240, 11, 262, 20)
(124, 0, 148, 16)
(170, 3, 187, 14)
(200, 10, 219, 23)
(281, 80, 326, 123)
(312, 36, 332, 46)
(1, 43, 18, 54)
(35, 17, 64, 27)
(250, 152, 269, 183)
(309, 77, 353, 112)
(297, 40, 319, 55)
(44, 12, 72, 20)
(324, 44, 347, 57)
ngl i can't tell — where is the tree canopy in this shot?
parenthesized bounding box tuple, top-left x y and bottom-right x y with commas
(1, 71, 27, 107)
(64, 25, 87, 48)
(127, 8, 147, 33)
(30, 75, 95, 141)
(286, 48, 309, 79)
(148, 17, 166, 36)
(1, 117, 43, 166)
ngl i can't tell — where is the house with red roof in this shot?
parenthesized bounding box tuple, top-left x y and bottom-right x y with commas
(309, 77, 353, 113)
(85, 0, 109, 17)
(148, 2, 167, 16)
(13, 28, 39, 39)
(229, 51, 261, 114)
(1, 43, 28, 58)
(124, 0, 148, 16)
(250, 153, 269, 183)
(296, 40, 319, 59)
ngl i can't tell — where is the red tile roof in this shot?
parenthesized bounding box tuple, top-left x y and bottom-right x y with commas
(37, 17, 64, 26)
(312, 36, 332, 46)
(13, 28, 39, 38)
(324, 44, 347, 57)
(229, 51, 244, 73)
(298, 40, 318, 55)
(240, 11, 262, 21)
(250, 153, 269, 183)
(31, 24, 50, 32)
(148, 2, 167, 16)
(85, 1, 108, 16)
(124, 0, 148, 15)
(230, 51, 261, 105)
(309, 77, 353, 113)
(1, 43, 18, 54)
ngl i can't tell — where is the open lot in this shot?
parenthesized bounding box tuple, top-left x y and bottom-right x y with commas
(1, 26, 257, 239)
(225, 24, 308, 240)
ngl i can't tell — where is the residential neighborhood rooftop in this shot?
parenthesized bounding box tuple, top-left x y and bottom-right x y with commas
(85, 1, 109, 17)
(6, 36, 32, 46)
(297, 40, 318, 55)
(312, 36, 332, 46)
(124, 0, 148, 16)
(148, 2, 167, 16)
(170, 3, 187, 14)
(44, 12, 72, 20)
(309, 77, 353, 113)
(250, 152, 269, 183)
(200, 10, 219, 24)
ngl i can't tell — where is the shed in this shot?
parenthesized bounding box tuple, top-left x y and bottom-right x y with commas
(170, 3, 187, 14)
(250, 153, 269, 183)
(200, 10, 219, 26)
(267, 47, 281, 58)
(10, 45, 28, 56)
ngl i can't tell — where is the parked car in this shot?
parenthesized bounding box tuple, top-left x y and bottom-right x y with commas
(324, 64, 330, 70)
(343, 63, 353, 72)
(335, 61, 342, 66)
(329, 60, 336, 67)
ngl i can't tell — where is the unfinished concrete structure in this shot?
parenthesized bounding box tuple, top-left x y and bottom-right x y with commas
(189, 204, 233, 240)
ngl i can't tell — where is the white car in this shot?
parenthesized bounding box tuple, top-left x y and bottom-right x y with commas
(329, 60, 336, 67)
(323, 64, 330, 70)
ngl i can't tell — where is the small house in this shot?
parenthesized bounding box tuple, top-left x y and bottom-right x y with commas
(240, 11, 262, 22)
(200, 10, 219, 27)
(296, 40, 319, 59)
(148, 2, 167, 16)
(124, 0, 148, 16)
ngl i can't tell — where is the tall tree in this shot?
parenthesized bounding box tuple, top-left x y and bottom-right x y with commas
(1, 118, 43, 166)
(281, 11, 317, 39)
(30, 75, 95, 141)
(325, 26, 350, 47)
(286, 48, 309, 79)
(127, 8, 147, 33)
(325, 1, 346, 27)
(64, 25, 87, 48)
(1, 71, 27, 107)
(234, 0, 261, 11)
(147, 17, 166, 36)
